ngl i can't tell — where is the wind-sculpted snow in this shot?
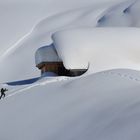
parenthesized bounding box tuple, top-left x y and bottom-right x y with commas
(0, 0, 139, 82)
(1, 0, 111, 54)
(52, 27, 140, 73)
(1, 0, 140, 139)
(0, 69, 140, 140)
(35, 44, 61, 66)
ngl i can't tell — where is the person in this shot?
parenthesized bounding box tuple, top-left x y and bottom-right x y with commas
(0, 88, 8, 99)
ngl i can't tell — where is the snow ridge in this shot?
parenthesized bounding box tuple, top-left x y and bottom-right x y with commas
(0, 0, 140, 82)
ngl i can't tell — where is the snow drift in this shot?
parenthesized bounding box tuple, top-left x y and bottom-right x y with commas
(35, 44, 61, 66)
(1, 0, 140, 140)
(53, 27, 140, 73)
(1, 69, 140, 140)
(0, 0, 140, 82)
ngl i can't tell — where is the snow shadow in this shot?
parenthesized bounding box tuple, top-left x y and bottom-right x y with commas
(6, 77, 40, 86)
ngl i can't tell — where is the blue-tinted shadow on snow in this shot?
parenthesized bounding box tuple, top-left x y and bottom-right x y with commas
(6, 77, 40, 86)
(6, 72, 58, 86)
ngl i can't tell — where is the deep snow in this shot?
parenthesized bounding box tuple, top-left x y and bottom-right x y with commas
(0, 0, 140, 82)
(1, 69, 140, 140)
(1, 0, 140, 140)
(35, 44, 61, 66)
(53, 27, 140, 72)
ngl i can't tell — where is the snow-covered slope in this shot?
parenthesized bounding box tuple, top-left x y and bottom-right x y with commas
(0, 0, 124, 55)
(1, 0, 140, 140)
(1, 69, 140, 140)
(0, 0, 140, 82)
(0, 0, 107, 54)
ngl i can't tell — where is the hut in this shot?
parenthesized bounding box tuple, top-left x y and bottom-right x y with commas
(35, 44, 87, 77)
(35, 44, 67, 76)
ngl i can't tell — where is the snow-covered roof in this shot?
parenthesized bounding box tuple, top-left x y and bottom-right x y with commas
(52, 27, 140, 72)
(35, 44, 61, 66)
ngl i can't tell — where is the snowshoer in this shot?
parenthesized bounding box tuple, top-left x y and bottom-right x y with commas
(0, 88, 8, 99)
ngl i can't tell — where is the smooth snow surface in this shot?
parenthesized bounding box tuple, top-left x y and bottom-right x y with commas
(0, 0, 140, 82)
(35, 44, 61, 66)
(1, 0, 140, 140)
(0, 69, 140, 140)
(53, 28, 140, 73)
